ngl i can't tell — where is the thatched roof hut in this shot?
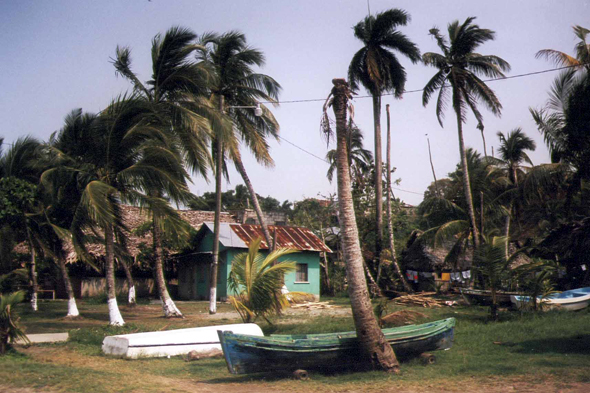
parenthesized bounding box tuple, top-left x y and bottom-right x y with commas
(14, 206, 239, 262)
(401, 238, 472, 272)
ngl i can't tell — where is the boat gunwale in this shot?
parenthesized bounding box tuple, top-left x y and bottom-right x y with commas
(220, 318, 456, 351)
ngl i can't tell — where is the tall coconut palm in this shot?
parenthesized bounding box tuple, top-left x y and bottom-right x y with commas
(323, 78, 399, 372)
(195, 31, 281, 314)
(326, 120, 373, 185)
(112, 26, 218, 317)
(385, 104, 412, 292)
(47, 96, 191, 325)
(495, 128, 536, 256)
(349, 9, 420, 270)
(422, 17, 510, 249)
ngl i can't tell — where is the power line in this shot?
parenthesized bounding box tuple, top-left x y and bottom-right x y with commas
(269, 63, 588, 197)
(276, 135, 424, 196)
(265, 63, 586, 105)
(392, 186, 423, 196)
(277, 134, 329, 163)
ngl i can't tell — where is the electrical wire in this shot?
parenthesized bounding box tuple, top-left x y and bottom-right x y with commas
(261, 63, 587, 104)
(270, 63, 589, 196)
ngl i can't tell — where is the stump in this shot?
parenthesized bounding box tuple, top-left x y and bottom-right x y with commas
(293, 369, 309, 380)
(420, 352, 436, 365)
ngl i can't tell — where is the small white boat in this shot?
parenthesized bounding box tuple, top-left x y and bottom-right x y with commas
(102, 323, 263, 359)
(511, 287, 590, 311)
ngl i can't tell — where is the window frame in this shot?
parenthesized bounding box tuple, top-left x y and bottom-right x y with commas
(295, 263, 309, 283)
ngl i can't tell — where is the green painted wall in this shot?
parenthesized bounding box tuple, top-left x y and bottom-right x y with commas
(224, 249, 320, 299)
(282, 251, 320, 297)
(180, 228, 321, 300)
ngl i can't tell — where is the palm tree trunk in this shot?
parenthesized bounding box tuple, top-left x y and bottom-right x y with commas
(504, 202, 512, 259)
(455, 111, 481, 250)
(332, 78, 399, 372)
(480, 128, 488, 159)
(153, 221, 183, 318)
(372, 94, 384, 275)
(118, 257, 136, 306)
(233, 149, 273, 250)
(490, 286, 498, 320)
(26, 230, 38, 311)
(319, 226, 332, 295)
(210, 96, 225, 315)
(385, 104, 412, 293)
(104, 224, 124, 325)
(426, 136, 440, 197)
(58, 257, 79, 317)
(363, 261, 382, 297)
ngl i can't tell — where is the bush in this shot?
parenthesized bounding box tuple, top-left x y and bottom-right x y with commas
(1, 291, 29, 354)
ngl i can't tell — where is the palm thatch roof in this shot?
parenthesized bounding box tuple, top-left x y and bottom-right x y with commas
(14, 206, 239, 263)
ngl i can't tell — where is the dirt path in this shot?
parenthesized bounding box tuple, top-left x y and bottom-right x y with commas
(2, 380, 590, 393)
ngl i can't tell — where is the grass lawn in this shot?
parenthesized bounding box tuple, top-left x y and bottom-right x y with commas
(1, 297, 590, 392)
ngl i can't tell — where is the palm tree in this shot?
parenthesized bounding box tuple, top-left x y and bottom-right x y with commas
(326, 120, 373, 184)
(349, 9, 420, 270)
(0, 137, 44, 311)
(227, 238, 299, 324)
(531, 25, 590, 209)
(495, 128, 536, 257)
(422, 17, 510, 249)
(47, 96, 191, 325)
(1, 134, 85, 318)
(531, 74, 590, 209)
(323, 78, 399, 372)
(536, 25, 590, 74)
(385, 104, 412, 292)
(112, 26, 217, 317)
(195, 31, 281, 314)
(473, 235, 521, 320)
(0, 291, 30, 354)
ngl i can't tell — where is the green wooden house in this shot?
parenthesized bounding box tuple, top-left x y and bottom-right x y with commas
(177, 222, 331, 301)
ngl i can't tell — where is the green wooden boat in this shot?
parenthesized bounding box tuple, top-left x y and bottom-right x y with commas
(217, 318, 456, 374)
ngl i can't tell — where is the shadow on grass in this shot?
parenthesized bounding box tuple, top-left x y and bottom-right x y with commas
(198, 356, 431, 385)
(512, 334, 590, 355)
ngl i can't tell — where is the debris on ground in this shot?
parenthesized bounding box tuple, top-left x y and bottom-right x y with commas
(290, 301, 340, 310)
(185, 349, 223, 361)
(391, 292, 451, 308)
(380, 310, 428, 326)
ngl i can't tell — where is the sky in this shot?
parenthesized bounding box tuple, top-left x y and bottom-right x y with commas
(1, 0, 588, 206)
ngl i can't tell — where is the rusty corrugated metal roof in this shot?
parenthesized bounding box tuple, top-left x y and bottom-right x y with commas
(221, 223, 331, 253)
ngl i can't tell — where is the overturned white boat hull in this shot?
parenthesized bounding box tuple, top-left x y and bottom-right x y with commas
(102, 323, 263, 359)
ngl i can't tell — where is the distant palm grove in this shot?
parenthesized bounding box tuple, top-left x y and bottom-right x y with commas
(1, 8, 590, 371)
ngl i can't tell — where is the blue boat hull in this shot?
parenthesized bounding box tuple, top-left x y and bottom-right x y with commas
(217, 318, 455, 374)
(511, 287, 590, 311)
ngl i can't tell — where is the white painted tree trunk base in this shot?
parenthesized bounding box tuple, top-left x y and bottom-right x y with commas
(162, 298, 183, 318)
(108, 298, 125, 326)
(67, 297, 80, 317)
(209, 287, 217, 314)
(31, 293, 38, 311)
(128, 286, 136, 305)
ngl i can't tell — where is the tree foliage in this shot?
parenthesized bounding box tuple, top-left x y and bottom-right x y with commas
(227, 238, 305, 323)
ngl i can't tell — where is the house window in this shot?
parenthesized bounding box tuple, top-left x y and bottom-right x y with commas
(296, 263, 308, 283)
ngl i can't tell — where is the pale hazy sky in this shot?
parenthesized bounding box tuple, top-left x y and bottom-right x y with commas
(1, 1, 588, 206)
